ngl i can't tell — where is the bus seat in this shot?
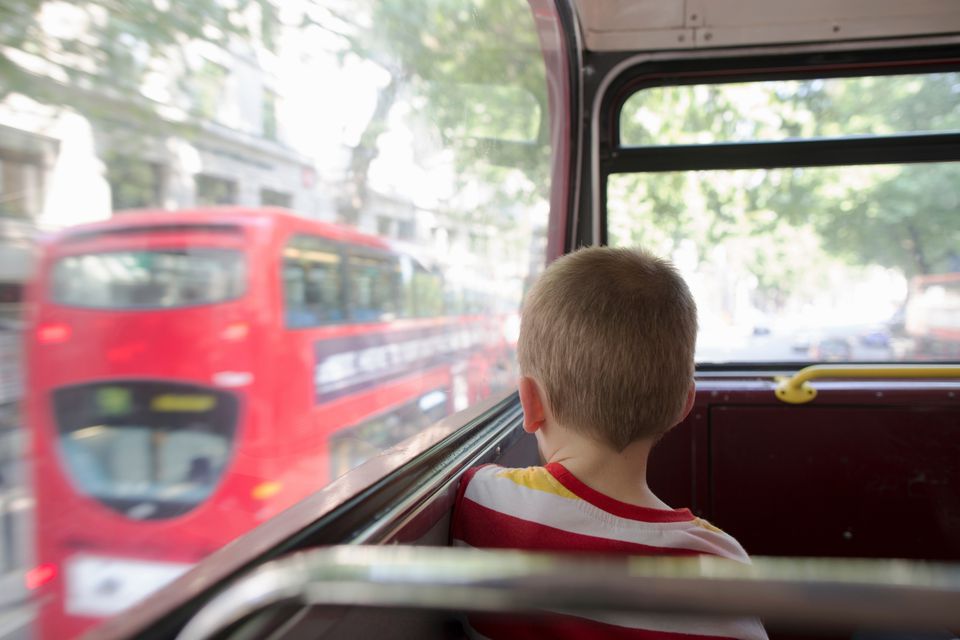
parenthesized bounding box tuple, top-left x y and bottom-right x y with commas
(175, 546, 960, 640)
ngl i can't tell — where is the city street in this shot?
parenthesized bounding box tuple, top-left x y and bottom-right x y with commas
(697, 323, 894, 364)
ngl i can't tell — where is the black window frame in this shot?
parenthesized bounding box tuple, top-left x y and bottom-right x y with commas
(590, 45, 960, 247)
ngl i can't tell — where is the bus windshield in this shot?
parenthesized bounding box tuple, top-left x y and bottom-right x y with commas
(50, 249, 246, 309)
(52, 382, 239, 520)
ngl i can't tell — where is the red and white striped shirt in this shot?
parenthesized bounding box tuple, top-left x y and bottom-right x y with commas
(451, 463, 768, 640)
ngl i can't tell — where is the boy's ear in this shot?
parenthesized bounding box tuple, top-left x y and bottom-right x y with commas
(678, 382, 696, 424)
(518, 376, 547, 434)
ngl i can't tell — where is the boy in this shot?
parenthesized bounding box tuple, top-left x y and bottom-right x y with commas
(451, 246, 767, 639)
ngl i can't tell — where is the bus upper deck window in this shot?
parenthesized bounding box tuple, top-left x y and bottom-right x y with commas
(11, 0, 558, 634)
(283, 236, 345, 327)
(50, 250, 247, 309)
(608, 72, 960, 365)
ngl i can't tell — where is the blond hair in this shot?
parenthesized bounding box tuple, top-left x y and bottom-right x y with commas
(517, 246, 697, 451)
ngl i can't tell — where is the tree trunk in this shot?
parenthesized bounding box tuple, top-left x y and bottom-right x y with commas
(336, 74, 401, 226)
(904, 222, 930, 275)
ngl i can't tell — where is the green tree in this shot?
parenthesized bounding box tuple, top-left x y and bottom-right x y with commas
(304, 0, 550, 226)
(782, 73, 960, 276)
(615, 72, 960, 313)
(1, 0, 276, 123)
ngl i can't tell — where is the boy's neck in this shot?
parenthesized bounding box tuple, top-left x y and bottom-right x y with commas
(541, 428, 672, 511)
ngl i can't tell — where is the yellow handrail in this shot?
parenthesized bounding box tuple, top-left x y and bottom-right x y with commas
(775, 364, 960, 404)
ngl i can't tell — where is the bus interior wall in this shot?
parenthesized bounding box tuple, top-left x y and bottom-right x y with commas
(649, 384, 960, 562)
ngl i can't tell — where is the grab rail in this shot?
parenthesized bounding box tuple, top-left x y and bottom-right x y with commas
(176, 546, 960, 640)
(775, 364, 960, 403)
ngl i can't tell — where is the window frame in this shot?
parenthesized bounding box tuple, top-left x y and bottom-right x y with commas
(587, 45, 960, 370)
(92, 0, 580, 634)
(585, 45, 960, 248)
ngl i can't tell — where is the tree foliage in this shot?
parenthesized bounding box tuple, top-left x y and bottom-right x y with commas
(10, 0, 956, 303)
(303, 0, 550, 225)
(615, 72, 960, 310)
(0, 0, 275, 122)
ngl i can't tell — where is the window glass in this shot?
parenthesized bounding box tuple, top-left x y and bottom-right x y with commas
(195, 175, 236, 206)
(283, 236, 344, 326)
(51, 249, 246, 308)
(620, 73, 960, 146)
(262, 89, 278, 141)
(0, 150, 44, 218)
(411, 268, 445, 318)
(105, 154, 164, 211)
(261, 188, 291, 208)
(53, 382, 238, 520)
(328, 390, 448, 478)
(608, 162, 960, 363)
(3, 0, 553, 635)
(347, 253, 400, 322)
(193, 61, 228, 121)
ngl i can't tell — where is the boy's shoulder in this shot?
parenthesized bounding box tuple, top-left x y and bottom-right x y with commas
(460, 463, 577, 500)
(457, 464, 753, 564)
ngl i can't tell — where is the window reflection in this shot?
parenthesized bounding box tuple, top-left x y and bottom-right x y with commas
(2, 0, 552, 636)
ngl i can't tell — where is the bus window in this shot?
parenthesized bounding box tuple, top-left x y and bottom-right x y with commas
(328, 389, 448, 478)
(51, 249, 246, 309)
(619, 74, 960, 146)
(9, 0, 555, 634)
(608, 72, 960, 364)
(283, 236, 344, 327)
(408, 267, 445, 318)
(346, 253, 401, 323)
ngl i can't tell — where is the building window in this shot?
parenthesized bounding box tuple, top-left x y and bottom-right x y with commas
(260, 7, 278, 53)
(193, 60, 227, 121)
(260, 188, 290, 208)
(0, 150, 43, 219)
(195, 174, 236, 206)
(468, 232, 487, 254)
(376, 216, 393, 237)
(105, 154, 164, 211)
(398, 220, 415, 240)
(262, 89, 278, 141)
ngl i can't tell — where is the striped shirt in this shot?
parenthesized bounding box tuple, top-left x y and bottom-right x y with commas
(451, 463, 768, 640)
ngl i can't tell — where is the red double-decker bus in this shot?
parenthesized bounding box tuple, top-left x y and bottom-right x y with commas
(24, 208, 515, 638)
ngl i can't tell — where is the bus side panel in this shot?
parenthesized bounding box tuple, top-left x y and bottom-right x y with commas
(709, 404, 960, 560)
(647, 419, 697, 514)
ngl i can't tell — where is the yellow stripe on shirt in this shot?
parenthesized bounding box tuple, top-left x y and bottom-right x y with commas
(495, 466, 578, 500)
(693, 518, 726, 534)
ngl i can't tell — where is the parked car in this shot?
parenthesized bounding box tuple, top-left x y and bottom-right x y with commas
(858, 327, 891, 348)
(791, 331, 814, 352)
(809, 336, 854, 361)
